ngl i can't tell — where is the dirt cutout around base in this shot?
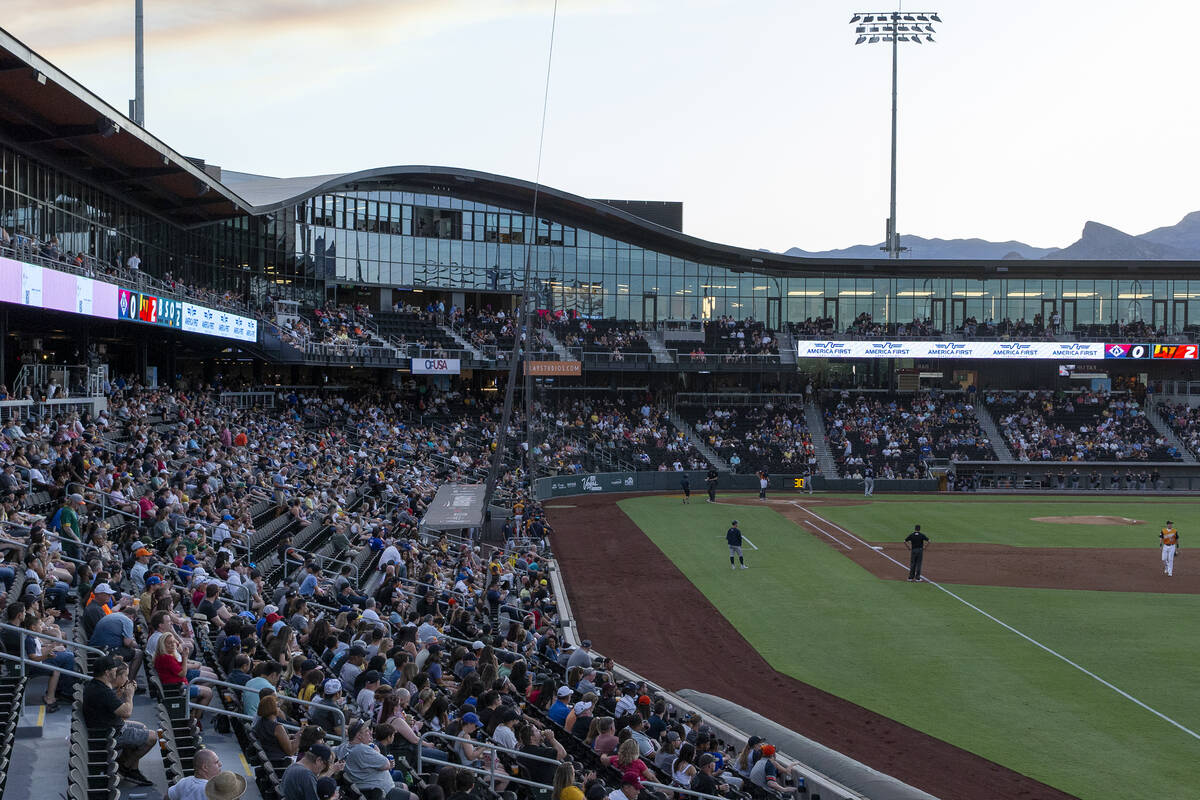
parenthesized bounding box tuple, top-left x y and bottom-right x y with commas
(548, 492, 1079, 800)
(1031, 515, 1144, 525)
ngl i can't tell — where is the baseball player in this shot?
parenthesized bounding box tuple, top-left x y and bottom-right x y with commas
(727, 520, 747, 570)
(1160, 520, 1179, 577)
(681, 474, 691, 504)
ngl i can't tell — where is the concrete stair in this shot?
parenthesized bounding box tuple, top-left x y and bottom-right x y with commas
(666, 409, 729, 471)
(776, 332, 797, 366)
(1144, 400, 1197, 463)
(439, 322, 485, 360)
(645, 330, 676, 364)
(539, 327, 580, 363)
(973, 402, 1015, 461)
(804, 401, 838, 477)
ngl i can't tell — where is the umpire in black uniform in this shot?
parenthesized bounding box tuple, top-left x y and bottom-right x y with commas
(706, 468, 719, 503)
(905, 524, 929, 582)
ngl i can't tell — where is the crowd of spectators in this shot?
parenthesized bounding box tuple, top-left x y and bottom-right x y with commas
(987, 389, 1180, 462)
(1157, 402, 1200, 460)
(823, 392, 995, 478)
(0, 377, 807, 800)
(681, 402, 815, 475)
(535, 397, 706, 473)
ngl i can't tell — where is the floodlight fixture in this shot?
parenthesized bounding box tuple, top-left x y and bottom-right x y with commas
(849, 8, 942, 259)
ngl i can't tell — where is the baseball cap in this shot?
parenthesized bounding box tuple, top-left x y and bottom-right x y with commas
(698, 754, 716, 768)
(135, 548, 154, 558)
(316, 777, 338, 800)
(461, 711, 482, 726)
(362, 670, 382, 684)
(637, 695, 651, 706)
(93, 654, 123, 674)
(348, 645, 368, 657)
(761, 744, 776, 756)
(581, 639, 592, 647)
(146, 575, 163, 586)
(731, 520, 738, 525)
(69, 492, 84, 503)
(573, 700, 593, 715)
(665, 731, 680, 742)
(222, 513, 234, 520)
(472, 640, 485, 651)
(747, 736, 764, 747)
(184, 555, 198, 565)
(620, 773, 642, 789)
(263, 604, 279, 615)
(308, 743, 333, 761)
(323, 679, 343, 695)
(556, 686, 573, 697)
(92, 583, 115, 595)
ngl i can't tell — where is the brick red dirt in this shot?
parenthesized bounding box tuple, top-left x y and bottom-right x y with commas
(548, 493, 1079, 800)
(750, 499, 1200, 595)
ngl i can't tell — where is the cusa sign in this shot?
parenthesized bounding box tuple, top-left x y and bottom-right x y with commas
(411, 358, 461, 375)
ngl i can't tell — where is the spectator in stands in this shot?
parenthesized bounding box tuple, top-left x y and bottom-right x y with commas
(553, 762, 585, 800)
(166, 747, 225, 800)
(243, 660, 283, 716)
(282, 742, 342, 800)
(254, 694, 298, 773)
(82, 654, 159, 787)
(89, 604, 145, 687)
(337, 718, 411, 800)
(748, 744, 799, 794)
(17, 610, 77, 711)
(691, 753, 729, 796)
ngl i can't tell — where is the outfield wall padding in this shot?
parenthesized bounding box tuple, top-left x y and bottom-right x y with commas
(677, 689, 942, 800)
(532, 471, 936, 499)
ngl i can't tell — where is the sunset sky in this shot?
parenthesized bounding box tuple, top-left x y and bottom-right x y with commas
(8, 1, 1200, 253)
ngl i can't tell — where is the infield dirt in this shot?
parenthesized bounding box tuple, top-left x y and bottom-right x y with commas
(548, 492, 1080, 800)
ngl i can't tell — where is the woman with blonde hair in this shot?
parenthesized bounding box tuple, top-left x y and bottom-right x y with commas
(603, 738, 653, 781)
(552, 762, 584, 800)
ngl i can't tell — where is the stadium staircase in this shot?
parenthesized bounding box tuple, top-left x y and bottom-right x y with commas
(803, 402, 839, 477)
(644, 330, 676, 364)
(438, 321, 485, 360)
(538, 326, 580, 363)
(973, 402, 1015, 461)
(665, 409, 729, 471)
(1144, 402, 1197, 463)
(775, 331, 797, 366)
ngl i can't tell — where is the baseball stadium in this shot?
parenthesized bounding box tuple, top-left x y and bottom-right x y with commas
(0, 11, 1196, 800)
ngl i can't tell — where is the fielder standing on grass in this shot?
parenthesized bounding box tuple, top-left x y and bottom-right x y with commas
(904, 524, 929, 582)
(1160, 520, 1179, 577)
(727, 520, 747, 570)
(681, 474, 691, 504)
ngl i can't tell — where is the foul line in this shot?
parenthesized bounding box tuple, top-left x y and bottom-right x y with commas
(797, 506, 1200, 743)
(741, 536, 759, 551)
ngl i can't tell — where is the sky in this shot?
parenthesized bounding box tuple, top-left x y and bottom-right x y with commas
(8, 0, 1200, 253)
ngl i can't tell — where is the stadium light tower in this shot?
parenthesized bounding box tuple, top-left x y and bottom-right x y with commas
(850, 9, 941, 259)
(129, 0, 145, 126)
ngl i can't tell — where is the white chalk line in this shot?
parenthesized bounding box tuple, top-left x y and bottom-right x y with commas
(741, 536, 759, 551)
(796, 506, 1200, 744)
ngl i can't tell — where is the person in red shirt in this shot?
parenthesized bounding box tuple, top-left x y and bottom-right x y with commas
(153, 634, 212, 724)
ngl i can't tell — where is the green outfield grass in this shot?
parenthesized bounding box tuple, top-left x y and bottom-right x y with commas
(618, 495, 1200, 800)
(814, 496, 1197, 548)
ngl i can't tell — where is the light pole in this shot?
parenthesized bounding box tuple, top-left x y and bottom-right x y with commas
(851, 9, 940, 259)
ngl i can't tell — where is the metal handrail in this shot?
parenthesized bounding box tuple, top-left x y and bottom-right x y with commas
(642, 781, 735, 800)
(417, 730, 559, 792)
(282, 544, 360, 586)
(0, 649, 92, 681)
(151, 560, 251, 610)
(188, 675, 347, 742)
(0, 621, 106, 655)
(0, 534, 88, 566)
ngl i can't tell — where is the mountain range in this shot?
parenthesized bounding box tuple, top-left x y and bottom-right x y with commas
(783, 211, 1200, 260)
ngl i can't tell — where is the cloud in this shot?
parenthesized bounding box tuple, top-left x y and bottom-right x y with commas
(8, 0, 626, 56)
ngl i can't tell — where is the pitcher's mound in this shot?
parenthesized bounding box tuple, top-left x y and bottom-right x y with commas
(1031, 515, 1144, 525)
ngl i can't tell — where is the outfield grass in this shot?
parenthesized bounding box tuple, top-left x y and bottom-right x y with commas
(619, 495, 1200, 800)
(814, 496, 1198, 548)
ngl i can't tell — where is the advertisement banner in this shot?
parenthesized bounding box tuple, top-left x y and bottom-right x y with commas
(411, 357, 461, 375)
(796, 340, 1109, 360)
(118, 288, 138, 320)
(525, 360, 583, 376)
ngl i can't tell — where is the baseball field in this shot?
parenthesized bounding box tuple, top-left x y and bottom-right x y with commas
(548, 492, 1200, 800)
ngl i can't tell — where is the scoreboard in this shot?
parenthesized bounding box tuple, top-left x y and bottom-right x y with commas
(1104, 343, 1199, 360)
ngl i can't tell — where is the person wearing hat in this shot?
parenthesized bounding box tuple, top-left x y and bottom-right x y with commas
(282, 743, 342, 800)
(355, 670, 383, 717)
(337, 718, 409, 800)
(82, 654, 159, 787)
(339, 644, 368, 687)
(690, 753, 728, 796)
(546, 684, 574, 726)
(748, 744, 800, 795)
(606, 772, 642, 800)
(450, 711, 488, 769)
(315, 776, 340, 800)
(90, 603, 145, 687)
(130, 547, 155, 588)
(82, 581, 120, 640)
(614, 682, 639, 717)
(166, 747, 224, 800)
(203, 771, 248, 800)
(309, 679, 345, 737)
(49, 492, 84, 561)
(727, 521, 747, 570)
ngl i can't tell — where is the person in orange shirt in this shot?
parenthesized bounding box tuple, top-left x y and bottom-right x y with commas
(1160, 521, 1179, 577)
